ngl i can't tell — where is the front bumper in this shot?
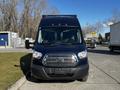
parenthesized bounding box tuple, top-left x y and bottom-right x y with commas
(31, 64, 89, 80)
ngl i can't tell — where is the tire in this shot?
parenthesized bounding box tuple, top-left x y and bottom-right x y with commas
(91, 43, 96, 49)
(109, 46, 114, 52)
(94, 44, 96, 48)
(77, 75, 88, 82)
(26, 71, 39, 82)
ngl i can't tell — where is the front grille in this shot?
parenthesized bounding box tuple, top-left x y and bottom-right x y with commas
(42, 53, 78, 67)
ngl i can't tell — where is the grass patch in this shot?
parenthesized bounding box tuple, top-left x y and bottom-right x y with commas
(0, 52, 27, 90)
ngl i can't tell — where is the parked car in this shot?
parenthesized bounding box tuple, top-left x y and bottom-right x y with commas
(86, 38, 96, 48)
(25, 15, 89, 81)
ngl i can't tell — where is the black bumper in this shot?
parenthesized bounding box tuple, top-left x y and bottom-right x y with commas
(31, 64, 89, 80)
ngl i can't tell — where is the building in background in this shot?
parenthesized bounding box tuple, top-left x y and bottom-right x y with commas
(0, 31, 25, 48)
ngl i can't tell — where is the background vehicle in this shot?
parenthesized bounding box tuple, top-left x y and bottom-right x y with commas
(86, 38, 96, 48)
(25, 15, 89, 81)
(84, 32, 97, 48)
(109, 22, 120, 52)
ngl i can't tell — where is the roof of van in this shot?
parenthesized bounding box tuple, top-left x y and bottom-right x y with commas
(39, 15, 80, 27)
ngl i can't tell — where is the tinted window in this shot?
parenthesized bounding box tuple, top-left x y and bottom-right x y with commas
(38, 28, 82, 44)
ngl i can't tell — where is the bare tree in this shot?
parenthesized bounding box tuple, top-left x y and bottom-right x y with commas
(0, 0, 59, 39)
(19, 0, 47, 38)
(104, 9, 120, 26)
(82, 21, 103, 38)
(19, 0, 59, 39)
(94, 21, 103, 34)
(44, 6, 59, 15)
(19, 0, 31, 38)
(109, 9, 120, 23)
(82, 23, 96, 35)
(0, 0, 18, 32)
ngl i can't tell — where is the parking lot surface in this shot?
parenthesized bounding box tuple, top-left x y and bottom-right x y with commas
(19, 46, 120, 90)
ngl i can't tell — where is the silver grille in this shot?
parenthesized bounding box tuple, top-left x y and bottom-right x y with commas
(42, 53, 78, 67)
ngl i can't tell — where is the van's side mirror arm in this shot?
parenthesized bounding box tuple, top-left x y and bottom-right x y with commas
(25, 40, 34, 49)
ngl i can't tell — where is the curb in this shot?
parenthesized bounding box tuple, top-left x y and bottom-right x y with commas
(8, 76, 26, 90)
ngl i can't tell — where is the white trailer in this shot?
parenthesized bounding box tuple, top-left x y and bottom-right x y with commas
(109, 22, 120, 51)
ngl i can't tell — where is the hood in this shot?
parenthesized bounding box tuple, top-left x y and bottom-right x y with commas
(33, 43, 86, 54)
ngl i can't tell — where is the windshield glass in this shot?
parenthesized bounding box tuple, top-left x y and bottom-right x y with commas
(38, 28, 82, 45)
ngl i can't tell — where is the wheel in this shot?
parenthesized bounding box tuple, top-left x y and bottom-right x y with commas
(94, 44, 96, 48)
(26, 71, 39, 82)
(109, 46, 114, 52)
(91, 43, 96, 49)
(77, 75, 88, 82)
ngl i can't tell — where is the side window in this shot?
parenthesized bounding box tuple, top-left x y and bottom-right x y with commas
(77, 30, 81, 43)
(38, 30, 42, 43)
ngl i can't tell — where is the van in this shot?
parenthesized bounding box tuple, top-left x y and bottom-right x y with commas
(25, 15, 89, 81)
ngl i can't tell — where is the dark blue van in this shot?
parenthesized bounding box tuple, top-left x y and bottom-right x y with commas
(25, 15, 89, 81)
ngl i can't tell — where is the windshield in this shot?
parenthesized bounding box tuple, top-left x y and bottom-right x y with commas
(38, 28, 82, 45)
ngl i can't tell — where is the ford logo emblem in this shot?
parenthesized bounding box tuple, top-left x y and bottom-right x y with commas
(57, 57, 64, 63)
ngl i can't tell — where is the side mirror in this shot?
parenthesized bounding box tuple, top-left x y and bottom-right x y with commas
(25, 40, 30, 49)
(25, 40, 34, 49)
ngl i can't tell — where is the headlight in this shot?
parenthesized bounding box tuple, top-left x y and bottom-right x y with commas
(78, 50, 87, 59)
(33, 51, 42, 59)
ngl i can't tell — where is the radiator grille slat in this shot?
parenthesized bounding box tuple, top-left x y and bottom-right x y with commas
(42, 53, 78, 67)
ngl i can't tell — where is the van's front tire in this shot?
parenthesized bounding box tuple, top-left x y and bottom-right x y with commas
(26, 71, 39, 82)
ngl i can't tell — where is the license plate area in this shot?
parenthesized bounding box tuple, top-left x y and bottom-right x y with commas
(45, 68, 72, 75)
(53, 68, 70, 74)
